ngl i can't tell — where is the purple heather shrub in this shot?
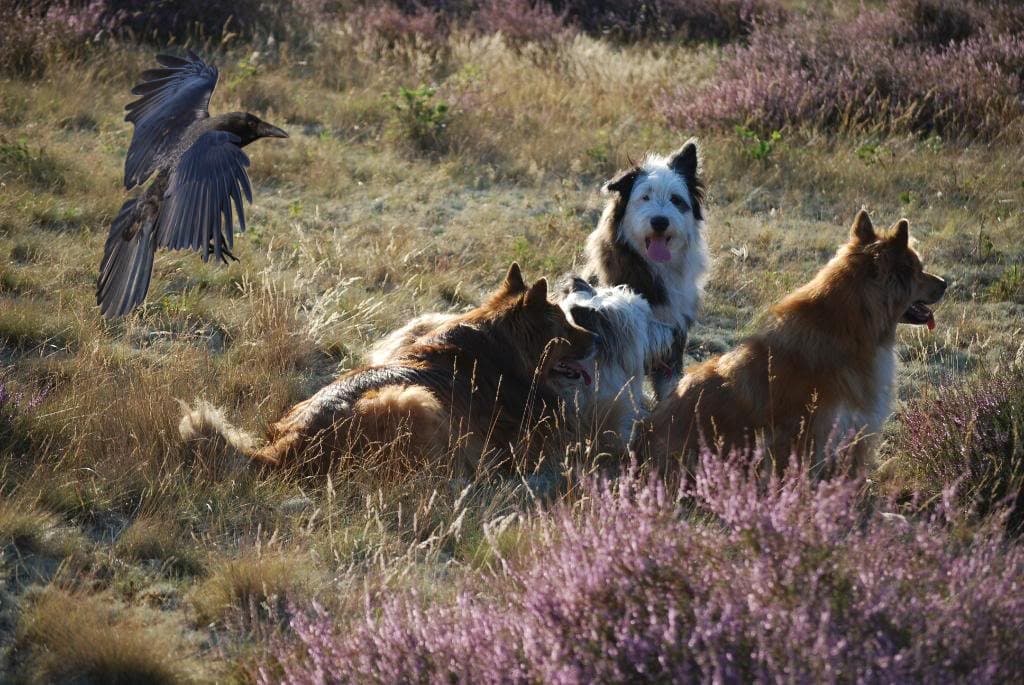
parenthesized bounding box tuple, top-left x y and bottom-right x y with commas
(890, 368, 1024, 532)
(100, 0, 319, 44)
(1, 0, 331, 64)
(1, 0, 327, 76)
(889, 0, 1024, 47)
(365, 0, 784, 43)
(892, 0, 981, 46)
(0, 373, 50, 417)
(0, 371, 50, 456)
(549, 0, 786, 42)
(472, 0, 571, 47)
(261, 454, 1024, 683)
(657, 0, 787, 43)
(387, 0, 476, 17)
(667, 3, 1024, 139)
(0, 1, 117, 76)
(347, 2, 448, 50)
(45, 0, 110, 39)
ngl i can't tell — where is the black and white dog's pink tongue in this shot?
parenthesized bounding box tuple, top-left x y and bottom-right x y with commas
(927, 312, 936, 330)
(646, 236, 671, 263)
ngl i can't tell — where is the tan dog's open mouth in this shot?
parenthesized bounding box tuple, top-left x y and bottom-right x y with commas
(903, 301, 936, 330)
(553, 360, 592, 386)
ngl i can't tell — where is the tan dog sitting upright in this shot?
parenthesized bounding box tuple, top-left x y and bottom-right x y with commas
(650, 210, 946, 474)
(243, 263, 596, 474)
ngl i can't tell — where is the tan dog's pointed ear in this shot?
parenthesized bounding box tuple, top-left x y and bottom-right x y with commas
(850, 209, 877, 245)
(503, 262, 526, 293)
(525, 278, 549, 308)
(889, 218, 910, 248)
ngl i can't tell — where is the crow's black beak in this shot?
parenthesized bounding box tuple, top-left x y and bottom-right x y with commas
(257, 121, 289, 139)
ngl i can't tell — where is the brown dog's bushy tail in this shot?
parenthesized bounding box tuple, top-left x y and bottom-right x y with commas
(178, 400, 259, 460)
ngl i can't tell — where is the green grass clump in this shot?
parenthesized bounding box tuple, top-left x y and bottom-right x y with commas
(14, 588, 199, 684)
(115, 516, 206, 578)
(987, 264, 1024, 304)
(0, 139, 65, 191)
(390, 84, 453, 154)
(0, 499, 58, 554)
(191, 554, 316, 626)
(0, 304, 78, 352)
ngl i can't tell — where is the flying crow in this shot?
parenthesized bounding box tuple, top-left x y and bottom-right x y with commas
(97, 51, 287, 317)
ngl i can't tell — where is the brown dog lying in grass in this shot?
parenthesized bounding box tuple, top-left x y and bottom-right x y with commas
(650, 210, 947, 475)
(183, 264, 596, 475)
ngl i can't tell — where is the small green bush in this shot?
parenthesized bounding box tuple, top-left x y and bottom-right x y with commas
(391, 85, 451, 154)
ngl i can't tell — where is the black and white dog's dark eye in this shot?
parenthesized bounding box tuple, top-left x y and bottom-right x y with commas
(670, 194, 689, 211)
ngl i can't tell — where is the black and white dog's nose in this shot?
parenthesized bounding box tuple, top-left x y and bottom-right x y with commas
(650, 216, 669, 233)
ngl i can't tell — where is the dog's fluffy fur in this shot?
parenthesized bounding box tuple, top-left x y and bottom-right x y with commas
(555, 277, 676, 449)
(183, 264, 596, 475)
(650, 211, 947, 474)
(367, 312, 456, 367)
(364, 279, 675, 452)
(583, 140, 708, 400)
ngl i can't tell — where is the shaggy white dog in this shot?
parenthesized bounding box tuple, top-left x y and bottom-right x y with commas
(553, 277, 676, 450)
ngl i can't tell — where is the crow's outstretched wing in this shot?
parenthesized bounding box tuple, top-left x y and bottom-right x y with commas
(97, 196, 158, 318)
(157, 130, 252, 264)
(124, 51, 218, 189)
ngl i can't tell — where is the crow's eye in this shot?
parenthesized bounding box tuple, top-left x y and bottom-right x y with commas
(671, 194, 689, 210)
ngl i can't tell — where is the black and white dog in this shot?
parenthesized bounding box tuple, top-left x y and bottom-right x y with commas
(554, 277, 676, 450)
(582, 140, 708, 400)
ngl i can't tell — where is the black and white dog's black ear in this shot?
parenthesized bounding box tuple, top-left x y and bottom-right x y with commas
(568, 304, 606, 336)
(556, 275, 596, 298)
(602, 167, 641, 196)
(569, 276, 595, 295)
(667, 138, 705, 221)
(667, 140, 699, 180)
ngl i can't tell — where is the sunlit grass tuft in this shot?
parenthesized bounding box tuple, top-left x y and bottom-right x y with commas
(15, 588, 200, 684)
(191, 553, 317, 626)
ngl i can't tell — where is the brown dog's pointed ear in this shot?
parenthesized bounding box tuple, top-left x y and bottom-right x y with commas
(668, 139, 699, 179)
(602, 167, 641, 196)
(525, 278, 549, 308)
(504, 262, 526, 293)
(889, 218, 910, 248)
(850, 209, 877, 245)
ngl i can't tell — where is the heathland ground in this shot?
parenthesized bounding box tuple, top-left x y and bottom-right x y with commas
(2, 1, 1023, 681)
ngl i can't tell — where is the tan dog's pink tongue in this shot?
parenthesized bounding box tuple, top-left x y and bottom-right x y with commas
(646, 236, 671, 263)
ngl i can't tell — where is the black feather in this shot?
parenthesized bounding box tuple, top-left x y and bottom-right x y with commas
(123, 52, 218, 189)
(156, 131, 252, 264)
(97, 198, 158, 317)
